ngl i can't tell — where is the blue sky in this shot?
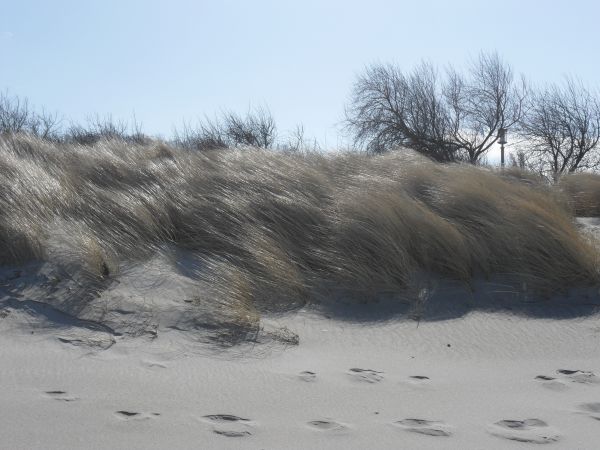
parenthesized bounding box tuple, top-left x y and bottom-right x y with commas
(1, 0, 599, 152)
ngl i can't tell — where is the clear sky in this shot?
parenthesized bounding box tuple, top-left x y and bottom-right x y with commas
(1, 0, 599, 153)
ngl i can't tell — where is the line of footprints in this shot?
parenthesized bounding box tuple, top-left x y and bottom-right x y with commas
(43, 368, 600, 444)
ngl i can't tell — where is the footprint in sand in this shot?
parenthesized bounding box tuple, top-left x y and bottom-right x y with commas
(347, 368, 384, 383)
(45, 390, 79, 402)
(534, 375, 568, 391)
(115, 411, 160, 421)
(576, 403, 600, 421)
(403, 375, 432, 388)
(306, 419, 348, 432)
(393, 419, 452, 437)
(298, 371, 317, 382)
(557, 369, 600, 385)
(487, 419, 560, 444)
(201, 414, 254, 437)
(116, 411, 141, 418)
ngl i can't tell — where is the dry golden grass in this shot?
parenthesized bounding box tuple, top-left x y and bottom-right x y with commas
(0, 134, 598, 316)
(560, 172, 600, 217)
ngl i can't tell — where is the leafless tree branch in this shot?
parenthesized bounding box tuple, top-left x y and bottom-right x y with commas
(345, 52, 527, 163)
(520, 78, 600, 180)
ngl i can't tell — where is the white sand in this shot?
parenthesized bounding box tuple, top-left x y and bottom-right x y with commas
(1, 221, 600, 449)
(2, 301, 600, 448)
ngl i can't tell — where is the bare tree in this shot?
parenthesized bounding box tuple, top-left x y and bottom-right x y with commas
(520, 78, 600, 179)
(345, 52, 527, 163)
(345, 62, 454, 161)
(174, 107, 277, 151)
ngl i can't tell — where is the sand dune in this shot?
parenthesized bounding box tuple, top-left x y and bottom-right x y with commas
(2, 246, 600, 448)
(2, 136, 600, 448)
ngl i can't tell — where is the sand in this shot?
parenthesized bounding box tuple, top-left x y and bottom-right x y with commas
(2, 298, 600, 448)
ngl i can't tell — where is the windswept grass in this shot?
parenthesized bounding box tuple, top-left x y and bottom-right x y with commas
(560, 172, 600, 217)
(0, 134, 598, 318)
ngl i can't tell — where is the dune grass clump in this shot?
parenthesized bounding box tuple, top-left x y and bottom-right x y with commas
(560, 172, 600, 217)
(0, 133, 598, 319)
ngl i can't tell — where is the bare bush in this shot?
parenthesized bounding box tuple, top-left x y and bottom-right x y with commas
(173, 107, 276, 150)
(278, 124, 321, 154)
(65, 114, 148, 145)
(28, 108, 62, 140)
(0, 91, 61, 139)
(0, 92, 31, 134)
(345, 52, 527, 163)
(0, 92, 298, 152)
